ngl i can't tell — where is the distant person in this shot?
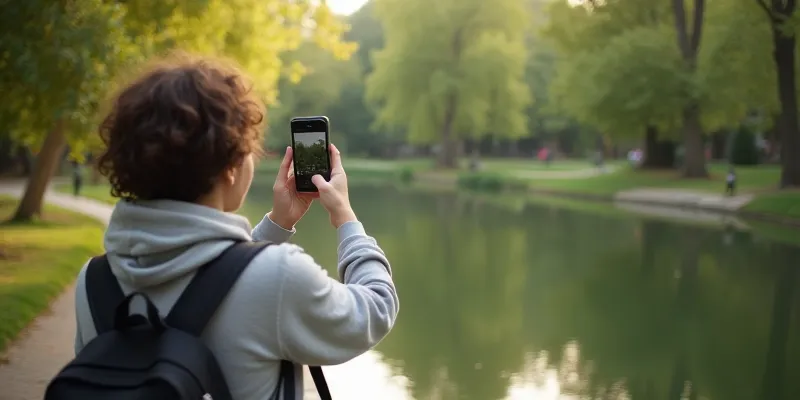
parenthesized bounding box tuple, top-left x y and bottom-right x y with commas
(627, 149, 639, 167)
(71, 160, 83, 196)
(726, 166, 737, 196)
(48, 55, 399, 400)
(594, 150, 605, 173)
(537, 147, 548, 164)
(468, 154, 481, 171)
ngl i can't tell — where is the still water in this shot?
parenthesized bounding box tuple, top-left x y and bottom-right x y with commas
(240, 183, 800, 400)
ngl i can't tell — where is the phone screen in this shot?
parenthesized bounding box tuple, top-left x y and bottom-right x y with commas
(291, 118, 330, 192)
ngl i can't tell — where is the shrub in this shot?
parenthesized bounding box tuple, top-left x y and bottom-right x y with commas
(456, 173, 527, 193)
(398, 167, 415, 184)
(730, 127, 760, 166)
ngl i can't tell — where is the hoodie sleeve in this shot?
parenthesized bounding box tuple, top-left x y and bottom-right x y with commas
(275, 221, 399, 365)
(251, 213, 295, 243)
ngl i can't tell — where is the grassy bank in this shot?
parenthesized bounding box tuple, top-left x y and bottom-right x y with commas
(0, 196, 103, 352)
(521, 163, 780, 195)
(418, 162, 800, 226)
(743, 191, 800, 219)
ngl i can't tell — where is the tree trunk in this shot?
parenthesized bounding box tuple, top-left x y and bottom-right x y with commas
(641, 125, 676, 169)
(12, 121, 68, 222)
(672, 0, 708, 178)
(772, 25, 800, 187)
(437, 94, 459, 168)
(681, 103, 708, 177)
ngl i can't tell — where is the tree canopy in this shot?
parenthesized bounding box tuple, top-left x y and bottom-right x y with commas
(544, 0, 775, 145)
(0, 0, 354, 220)
(365, 0, 531, 166)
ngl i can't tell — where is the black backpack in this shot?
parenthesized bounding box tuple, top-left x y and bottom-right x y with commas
(45, 241, 332, 400)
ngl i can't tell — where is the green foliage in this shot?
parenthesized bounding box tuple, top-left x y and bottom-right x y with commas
(267, 42, 361, 150)
(398, 167, 415, 184)
(366, 0, 532, 145)
(0, 0, 136, 152)
(1, 0, 355, 156)
(267, 4, 398, 156)
(543, 0, 776, 143)
(730, 128, 760, 166)
(549, 24, 685, 138)
(697, 0, 777, 128)
(293, 139, 329, 176)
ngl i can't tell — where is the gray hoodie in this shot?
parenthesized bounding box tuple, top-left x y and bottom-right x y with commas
(73, 200, 399, 399)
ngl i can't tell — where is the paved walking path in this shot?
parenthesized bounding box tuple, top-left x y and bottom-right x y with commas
(614, 188, 755, 212)
(614, 202, 751, 229)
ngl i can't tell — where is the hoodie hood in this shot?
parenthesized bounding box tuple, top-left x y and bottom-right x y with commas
(104, 199, 253, 288)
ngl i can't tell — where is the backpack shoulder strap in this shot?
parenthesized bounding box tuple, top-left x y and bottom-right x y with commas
(165, 241, 273, 337)
(85, 255, 126, 334)
(310, 366, 332, 400)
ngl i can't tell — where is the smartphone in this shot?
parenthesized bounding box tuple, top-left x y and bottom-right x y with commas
(290, 116, 331, 192)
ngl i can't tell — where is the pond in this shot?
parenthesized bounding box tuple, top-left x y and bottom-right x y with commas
(239, 182, 800, 400)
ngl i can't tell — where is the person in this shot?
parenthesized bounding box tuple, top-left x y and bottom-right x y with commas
(594, 149, 605, 173)
(726, 166, 737, 196)
(72, 56, 399, 399)
(71, 159, 83, 196)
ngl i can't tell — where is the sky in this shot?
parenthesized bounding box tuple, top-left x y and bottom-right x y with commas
(327, 0, 369, 15)
(294, 131, 326, 147)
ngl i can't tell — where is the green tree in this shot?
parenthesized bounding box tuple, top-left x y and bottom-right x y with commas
(1, 0, 353, 221)
(366, 0, 531, 168)
(522, 0, 588, 157)
(267, 42, 360, 150)
(755, 0, 800, 188)
(544, 0, 685, 166)
(730, 126, 761, 166)
(1, 0, 136, 221)
(293, 139, 329, 176)
(544, 0, 774, 172)
(329, 2, 403, 157)
(671, 0, 708, 177)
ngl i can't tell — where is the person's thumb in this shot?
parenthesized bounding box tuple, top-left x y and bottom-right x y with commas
(311, 174, 332, 193)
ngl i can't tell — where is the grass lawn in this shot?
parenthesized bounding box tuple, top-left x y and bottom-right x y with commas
(743, 191, 800, 219)
(525, 163, 781, 195)
(75, 183, 116, 204)
(55, 183, 117, 205)
(480, 158, 625, 172)
(0, 196, 103, 353)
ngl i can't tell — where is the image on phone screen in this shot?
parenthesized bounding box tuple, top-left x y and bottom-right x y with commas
(292, 131, 329, 191)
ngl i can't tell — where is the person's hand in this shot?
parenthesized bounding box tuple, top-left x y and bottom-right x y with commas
(269, 146, 315, 230)
(311, 144, 357, 228)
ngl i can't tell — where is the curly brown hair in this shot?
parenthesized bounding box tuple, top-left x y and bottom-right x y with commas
(97, 55, 265, 202)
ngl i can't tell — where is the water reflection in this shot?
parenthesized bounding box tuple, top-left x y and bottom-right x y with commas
(240, 183, 800, 400)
